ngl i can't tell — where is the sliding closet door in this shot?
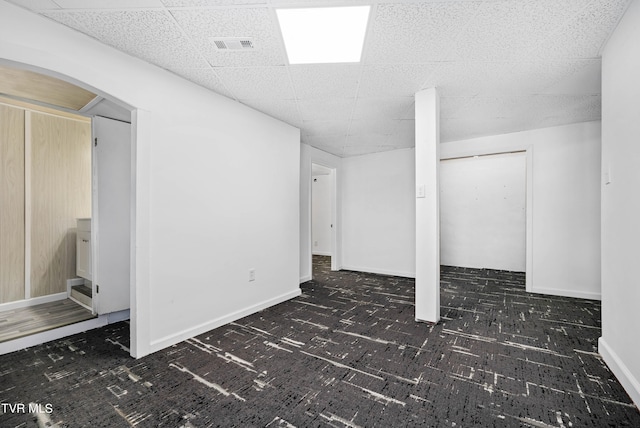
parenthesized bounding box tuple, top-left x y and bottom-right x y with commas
(0, 104, 25, 303)
(30, 112, 91, 298)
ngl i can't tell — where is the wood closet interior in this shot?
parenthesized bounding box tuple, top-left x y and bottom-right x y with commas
(0, 98, 91, 305)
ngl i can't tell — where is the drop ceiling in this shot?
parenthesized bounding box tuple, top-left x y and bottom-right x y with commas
(6, 0, 631, 157)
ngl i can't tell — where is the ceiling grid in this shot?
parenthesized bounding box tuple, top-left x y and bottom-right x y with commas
(6, 0, 633, 157)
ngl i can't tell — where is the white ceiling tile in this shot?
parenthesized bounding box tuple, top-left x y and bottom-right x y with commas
(302, 135, 346, 157)
(424, 60, 602, 98)
(43, 10, 208, 69)
(519, 94, 601, 121)
(342, 145, 398, 157)
(171, 68, 236, 99)
(421, 62, 508, 97)
(216, 66, 294, 99)
(170, 8, 285, 67)
(302, 121, 350, 137)
(302, 135, 345, 148)
(20, 0, 629, 157)
(441, 116, 532, 143)
(297, 98, 355, 122)
(358, 64, 435, 98)
(240, 98, 302, 127)
(353, 97, 414, 121)
(163, 0, 266, 6)
(365, 2, 481, 64)
(348, 118, 397, 135)
(344, 133, 390, 147)
(54, 0, 164, 9)
(531, 0, 632, 58)
(6, 0, 60, 10)
(440, 97, 474, 119)
(455, 0, 592, 61)
(269, 0, 370, 6)
(539, 60, 601, 95)
(391, 119, 415, 143)
(289, 64, 361, 100)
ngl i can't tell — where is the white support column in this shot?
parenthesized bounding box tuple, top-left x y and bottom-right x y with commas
(415, 88, 440, 323)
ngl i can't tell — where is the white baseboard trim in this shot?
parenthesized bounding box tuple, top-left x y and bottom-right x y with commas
(341, 265, 416, 279)
(529, 287, 601, 301)
(0, 292, 67, 312)
(300, 275, 312, 283)
(312, 251, 332, 256)
(148, 288, 302, 356)
(0, 309, 129, 356)
(599, 337, 640, 409)
(107, 309, 130, 323)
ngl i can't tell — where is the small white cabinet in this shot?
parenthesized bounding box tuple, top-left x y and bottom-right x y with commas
(76, 218, 92, 281)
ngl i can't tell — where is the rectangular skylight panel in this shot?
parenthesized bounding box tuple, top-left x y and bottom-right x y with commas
(276, 6, 370, 65)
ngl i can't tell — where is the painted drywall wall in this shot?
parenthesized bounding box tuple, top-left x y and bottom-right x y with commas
(0, 2, 301, 358)
(441, 121, 601, 300)
(440, 152, 526, 271)
(312, 173, 333, 256)
(300, 144, 342, 282)
(599, 0, 640, 408)
(342, 148, 416, 278)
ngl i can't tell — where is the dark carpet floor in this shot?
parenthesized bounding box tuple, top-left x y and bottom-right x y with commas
(1, 256, 639, 427)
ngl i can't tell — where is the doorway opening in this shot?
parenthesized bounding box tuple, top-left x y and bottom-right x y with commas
(0, 61, 134, 355)
(311, 163, 336, 277)
(439, 151, 529, 284)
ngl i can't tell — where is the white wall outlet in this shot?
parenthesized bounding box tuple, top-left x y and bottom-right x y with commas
(416, 184, 426, 198)
(249, 268, 255, 282)
(314, 240, 318, 247)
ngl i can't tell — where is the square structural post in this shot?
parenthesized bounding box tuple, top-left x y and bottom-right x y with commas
(415, 88, 440, 323)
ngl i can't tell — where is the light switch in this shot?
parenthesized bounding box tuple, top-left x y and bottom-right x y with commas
(416, 184, 426, 198)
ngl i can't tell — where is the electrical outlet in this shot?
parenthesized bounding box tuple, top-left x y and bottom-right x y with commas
(249, 268, 255, 282)
(314, 241, 318, 247)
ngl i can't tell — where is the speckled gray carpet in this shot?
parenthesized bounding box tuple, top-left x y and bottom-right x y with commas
(1, 256, 639, 427)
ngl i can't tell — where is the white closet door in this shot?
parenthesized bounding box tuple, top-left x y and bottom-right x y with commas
(93, 116, 131, 314)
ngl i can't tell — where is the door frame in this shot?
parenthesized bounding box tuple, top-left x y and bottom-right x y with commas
(311, 162, 337, 271)
(440, 146, 533, 292)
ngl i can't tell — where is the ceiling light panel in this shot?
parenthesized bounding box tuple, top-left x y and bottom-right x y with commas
(276, 6, 370, 64)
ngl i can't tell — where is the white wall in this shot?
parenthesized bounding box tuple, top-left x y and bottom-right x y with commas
(0, 1, 301, 358)
(300, 144, 342, 282)
(440, 152, 526, 272)
(599, 0, 640, 408)
(312, 173, 333, 256)
(342, 148, 416, 278)
(441, 121, 601, 300)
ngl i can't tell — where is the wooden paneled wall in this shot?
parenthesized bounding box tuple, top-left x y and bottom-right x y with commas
(0, 104, 25, 304)
(30, 112, 91, 298)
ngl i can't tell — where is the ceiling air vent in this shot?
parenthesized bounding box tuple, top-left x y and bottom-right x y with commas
(210, 37, 255, 51)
